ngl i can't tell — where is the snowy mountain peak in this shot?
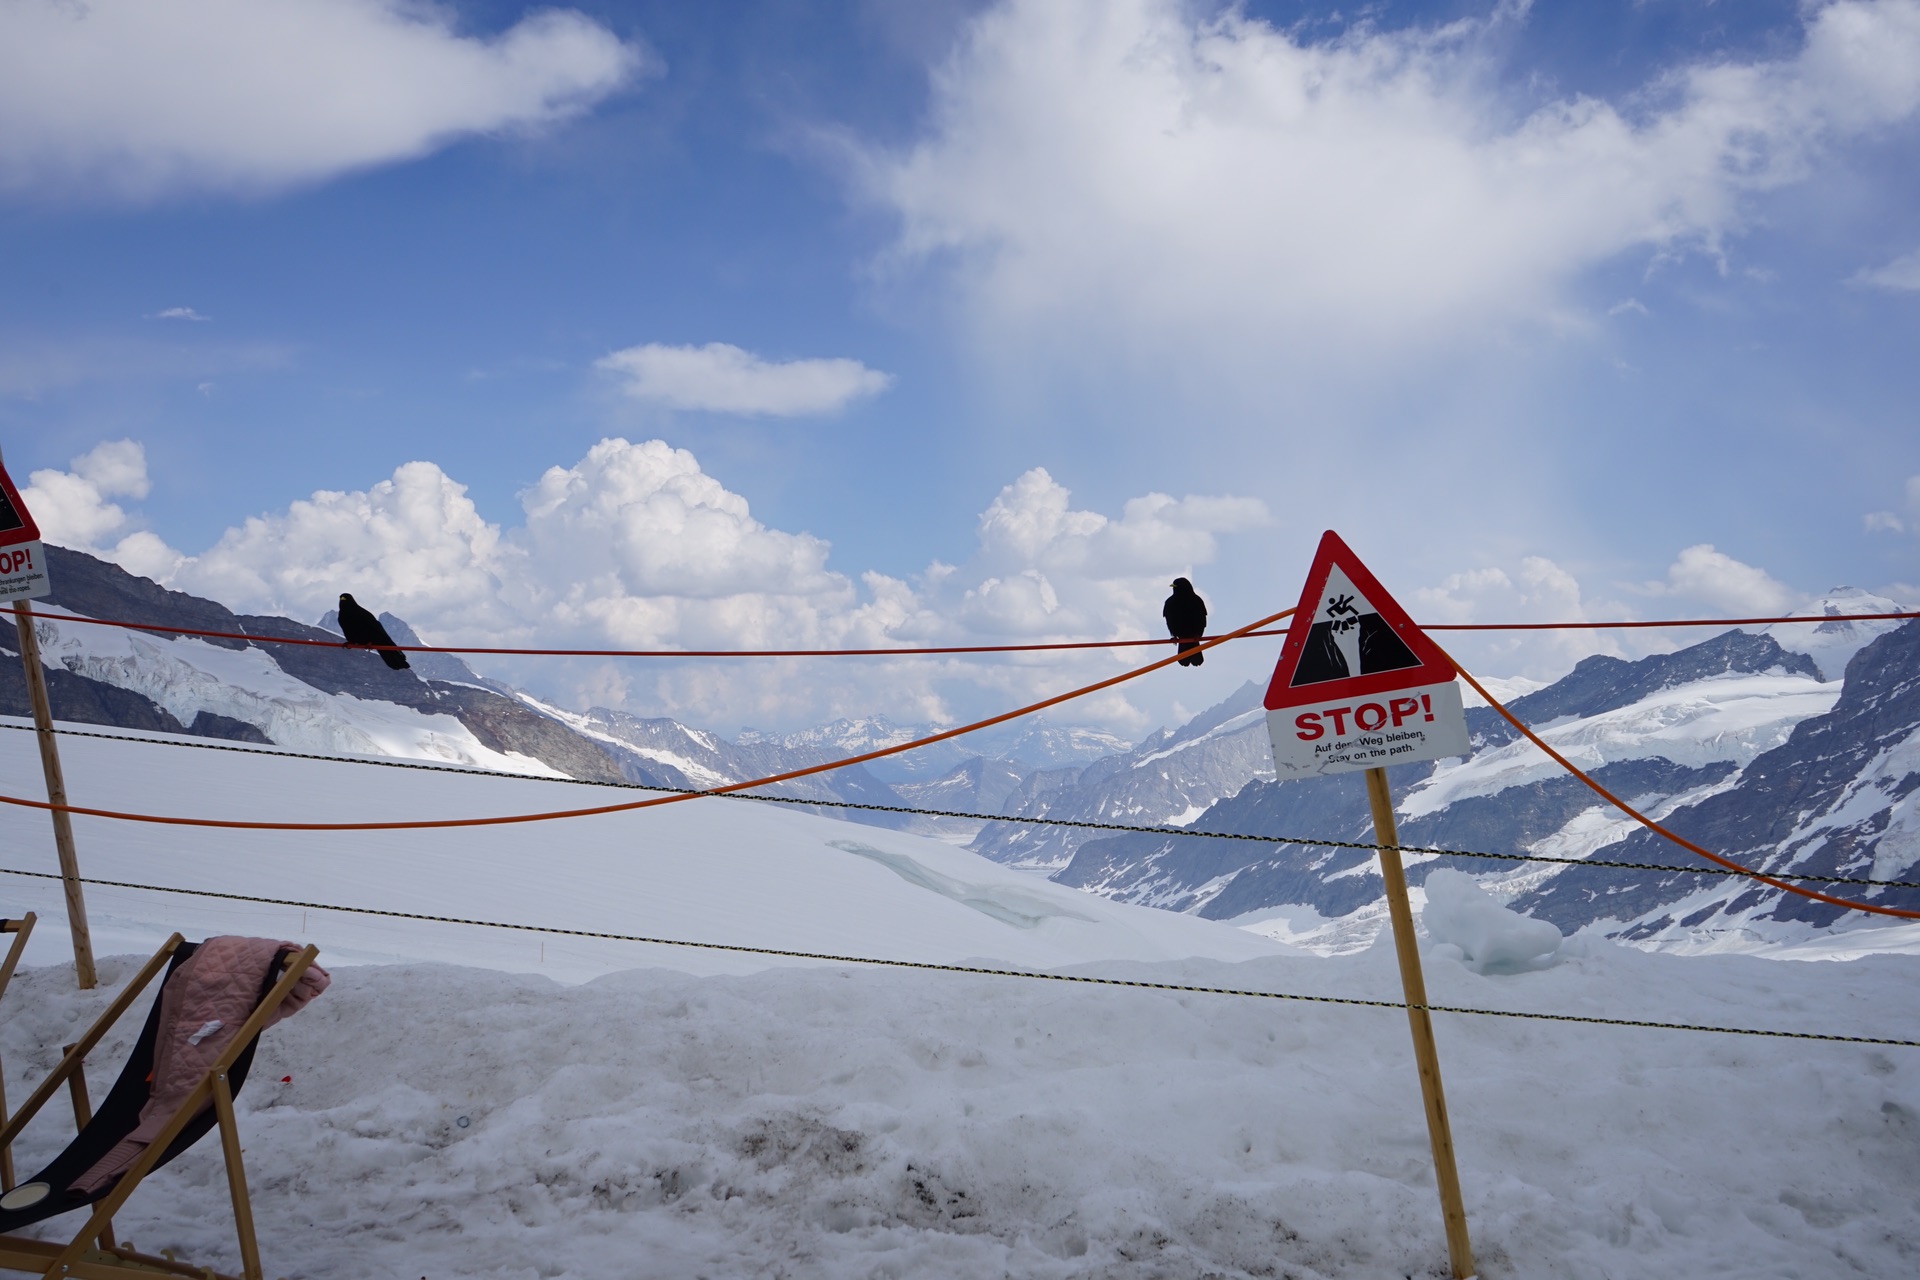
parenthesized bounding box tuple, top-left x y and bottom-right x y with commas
(1756, 587, 1915, 680)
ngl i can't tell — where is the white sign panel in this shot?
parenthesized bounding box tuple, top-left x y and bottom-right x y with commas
(0, 539, 50, 602)
(1266, 679, 1470, 778)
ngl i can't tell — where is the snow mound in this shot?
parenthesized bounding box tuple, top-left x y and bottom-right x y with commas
(1421, 870, 1562, 974)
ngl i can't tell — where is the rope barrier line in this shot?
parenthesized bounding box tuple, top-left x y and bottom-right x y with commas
(0, 864, 1911, 1049)
(10, 720, 1920, 890)
(1444, 650, 1920, 922)
(13, 604, 1916, 660)
(11, 605, 1287, 657)
(1426, 611, 1920, 632)
(0, 609, 1292, 831)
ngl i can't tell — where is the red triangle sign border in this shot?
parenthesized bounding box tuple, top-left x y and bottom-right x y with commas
(1264, 530, 1458, 711)
(0, 460, 42, 548)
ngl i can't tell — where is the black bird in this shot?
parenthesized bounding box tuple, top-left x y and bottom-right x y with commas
(1163, 577, 1208, 667)
(336, 593, 409, 670)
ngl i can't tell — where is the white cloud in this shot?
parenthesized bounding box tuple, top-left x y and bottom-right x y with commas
(39, 439, 1266, 732)
(1646, 544, 1801, 616)
(1414, 555, 1631, 682)
(859, 0, 1920, 355)
(597, 343, 893, 416)
(151, 306, 209, 321)
(516, 438, 852, 644)
(1851, 248, 1920, 290)
(0, 0, 644, 202)
(174, 461, 521, 633)
(20, 439, 171, 570)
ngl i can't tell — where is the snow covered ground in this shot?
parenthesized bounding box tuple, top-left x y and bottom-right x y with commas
(5, 724, 1920, 1277)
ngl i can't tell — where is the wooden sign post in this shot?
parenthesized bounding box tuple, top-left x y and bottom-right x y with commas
(1366, 765, 1473, 1278)
(1262, 531, 1476, 1279)
(0, 453, 95, 990)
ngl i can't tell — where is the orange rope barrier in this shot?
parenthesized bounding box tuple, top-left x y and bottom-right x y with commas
(9, 606, 1286, 657)
(1427, 611, 1919, 632)
(0, 610, 1292, 832)
(1441, 647, 1920, 921)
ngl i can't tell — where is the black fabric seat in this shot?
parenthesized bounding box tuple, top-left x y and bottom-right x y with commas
(0, 941, 284, 1232)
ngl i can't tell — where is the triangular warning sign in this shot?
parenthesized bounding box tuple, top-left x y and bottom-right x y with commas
(0, 461, 41, 547)
(1265, 531, 1456, 711)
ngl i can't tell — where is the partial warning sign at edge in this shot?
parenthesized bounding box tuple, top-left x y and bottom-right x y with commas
(0, 460, 50, 601)
(1265, 531, 1470, 779)
(0, 461, 40, 546)
(0, 540, 49, 602)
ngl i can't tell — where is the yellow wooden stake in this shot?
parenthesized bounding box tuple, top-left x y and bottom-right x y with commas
(1366, 765, 1475, 1279)
(10, 600, 96, 990)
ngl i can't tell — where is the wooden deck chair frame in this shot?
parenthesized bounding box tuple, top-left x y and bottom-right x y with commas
(0, 932, 320, 1280)
(0, 916, 38, 1195)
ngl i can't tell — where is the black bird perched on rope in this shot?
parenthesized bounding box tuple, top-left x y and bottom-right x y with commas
(1163, 577, 1208, 667)
(336, 593, 410, 670)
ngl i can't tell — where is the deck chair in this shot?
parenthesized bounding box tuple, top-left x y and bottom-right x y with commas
(0, 933, 323, 1280)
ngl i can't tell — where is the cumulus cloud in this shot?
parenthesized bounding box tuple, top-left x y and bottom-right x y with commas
(0, 0, 645, 202)
(516, 438, 854, 646)
(175, 461, 521, 633)
(19, 439, 179, 577)
(1414, 555, 1631, 682)
(860, 0, 1920, 354)
(944, 468, 1268, 637)
(597, 343, 893, 416)
(1646, 544, 1801, 615)
(37, 438, 1266, 732)
(1853, 248, 1920, 291)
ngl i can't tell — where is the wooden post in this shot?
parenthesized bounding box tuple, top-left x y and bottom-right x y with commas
(1366, 765, 1475, 1280)
(11, 599, 96, 989)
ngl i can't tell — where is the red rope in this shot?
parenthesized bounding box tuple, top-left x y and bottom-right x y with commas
(12, 606, 1915, 661)
(0, 611, 1293, 831)
(1444, 650, 1920, 921)
(1428, 611, 1920, 632)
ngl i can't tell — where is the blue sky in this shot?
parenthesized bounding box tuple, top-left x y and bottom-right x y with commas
(2, 0, 1917, 737)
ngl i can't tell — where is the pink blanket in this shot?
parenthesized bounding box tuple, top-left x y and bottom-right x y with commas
(74, 936, 329, 1193)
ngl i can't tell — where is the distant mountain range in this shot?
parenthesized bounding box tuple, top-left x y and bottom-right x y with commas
(8, 545, 1915, 950)
(1023, 593, 1920, 949)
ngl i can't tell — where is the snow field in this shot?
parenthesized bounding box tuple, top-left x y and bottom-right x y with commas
(1403, 672, 1839, 818)
(5, 941, 1920, 1278)
(0, 724, 1285, 978)
(4, 725, 1920, 1276)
